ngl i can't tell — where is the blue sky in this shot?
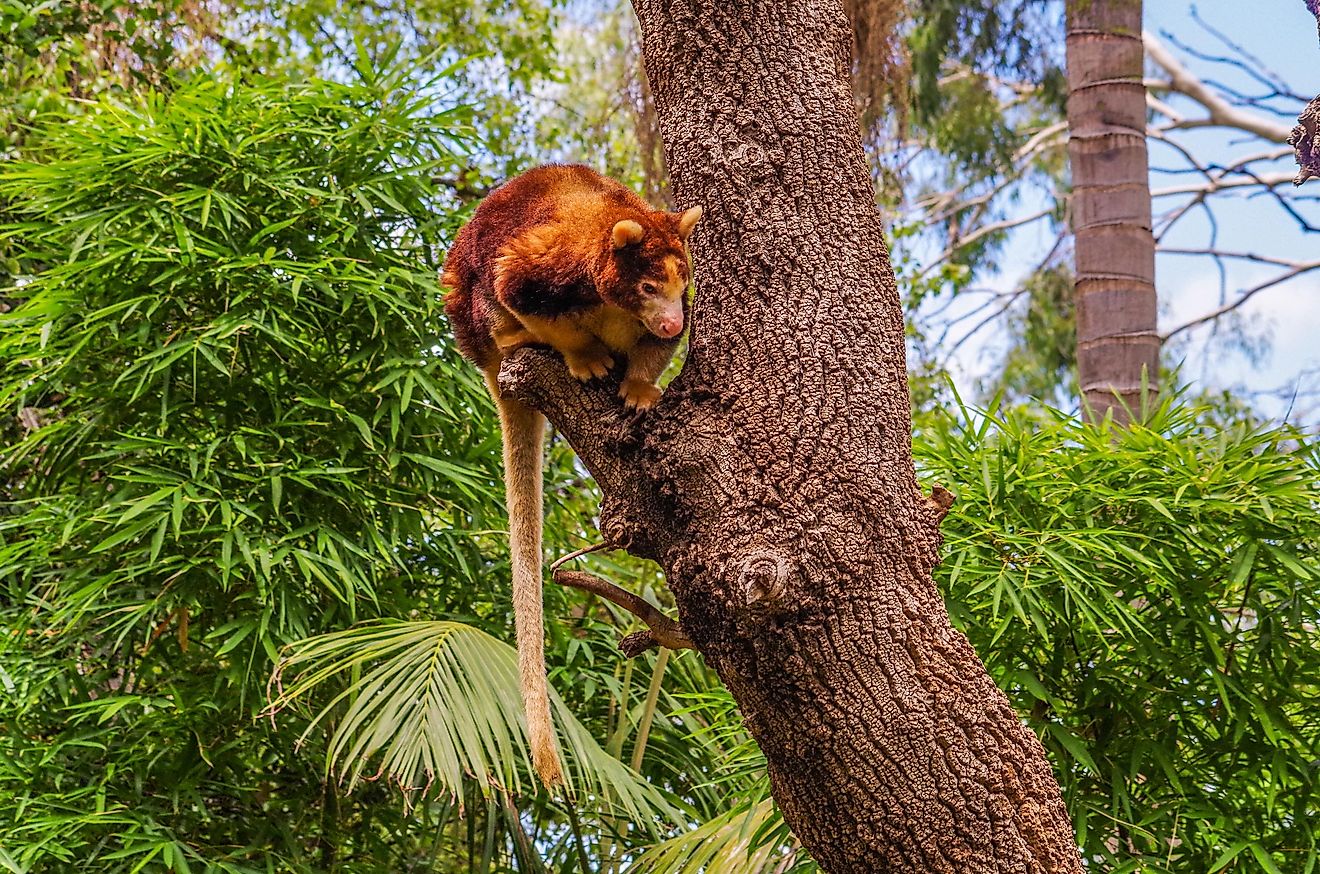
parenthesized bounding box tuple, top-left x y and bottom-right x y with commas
(939, 0, 1320, 423)
(1149, 0, 1318, 413)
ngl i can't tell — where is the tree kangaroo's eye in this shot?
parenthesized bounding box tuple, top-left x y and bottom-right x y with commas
(640, 280, 662, 295)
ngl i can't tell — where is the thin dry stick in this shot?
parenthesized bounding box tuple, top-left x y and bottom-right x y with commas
(549, 541, 612, 574)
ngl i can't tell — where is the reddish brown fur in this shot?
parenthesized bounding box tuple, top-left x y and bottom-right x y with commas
(440, 165, 700, 790)
(443, 164, 694, 371)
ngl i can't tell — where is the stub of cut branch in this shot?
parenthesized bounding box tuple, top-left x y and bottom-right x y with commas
(552, 569, 694, 657)
(925, 484, 956, 524)
(1291, 96, 1320, 185)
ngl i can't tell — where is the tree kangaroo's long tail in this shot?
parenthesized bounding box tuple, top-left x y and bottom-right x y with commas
(491, 380, 563, 789)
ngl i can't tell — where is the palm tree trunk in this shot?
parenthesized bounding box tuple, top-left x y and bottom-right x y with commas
(1066, 0, 1159, 424)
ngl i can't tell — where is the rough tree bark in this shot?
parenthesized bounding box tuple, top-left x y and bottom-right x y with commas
(1065, 0, 1159, 425)
(1293, 1, 1320, 184)
(1293, 97, 1320, 185)
(503, 1, 1083, 870)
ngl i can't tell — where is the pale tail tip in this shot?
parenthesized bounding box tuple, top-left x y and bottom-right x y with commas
(533, 750, 565, 791)
(530, 755, 562, 792)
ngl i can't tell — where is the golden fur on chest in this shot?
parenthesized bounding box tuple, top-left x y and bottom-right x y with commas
(580, 306, 647, 353)
(515, 306, 646, 360)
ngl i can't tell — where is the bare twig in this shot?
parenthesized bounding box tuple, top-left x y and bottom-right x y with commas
(1149, 171, 1296, 198)
(1159, 248, 1313, 268)
(1162, 260, 1320, 340)
(549, 541, 613, 575)
(1181, 9, 1311, 102)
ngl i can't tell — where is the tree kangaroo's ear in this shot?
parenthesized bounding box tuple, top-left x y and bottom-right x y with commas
(612, 219, 645, 249)
(675, 206, 702, 240)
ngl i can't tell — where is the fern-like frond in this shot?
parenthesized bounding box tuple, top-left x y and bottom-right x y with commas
(626, 796, 811, 873)
(267, 620, 681, 832)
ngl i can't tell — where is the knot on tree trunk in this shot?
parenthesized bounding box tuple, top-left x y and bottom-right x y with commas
(925, 484, 957, 524)
(599, 494, 643, 553)
(738, 547, 792, 608)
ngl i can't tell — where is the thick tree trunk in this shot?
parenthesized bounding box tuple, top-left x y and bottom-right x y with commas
(503, 1, 1082, 869)
(1065, 0, 1159, 425)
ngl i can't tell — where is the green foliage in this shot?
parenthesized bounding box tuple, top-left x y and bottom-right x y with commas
(922, 72, 1022, 169)
(908, 0, 1064, 122)
(894, 1, 1076, 401)
(245, 0, 556, 86)
(627, 798, 800, 874)
(2, 6, 1315, 873)
(623, 684, 811, 874)
(2, 0, 212, 291)
(916, 397, 1320, 872)
(234, 0, 562, 185)
(1, 0, 215, 146)
(0, 69, 506, 870)
(267, 620, 680, 827)
(989, 263, 1077, 405)
(534, 5, 663, 203)
(0, 0, 563, 200)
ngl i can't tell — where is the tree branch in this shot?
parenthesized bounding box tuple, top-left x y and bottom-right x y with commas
(1149, 171, 1297, 198)
(498, 349, 635, 490)
(497, 348, 678, 558)
(1161, 259, 1320, 340)
(553, 569, 694, 656)
(1144, 32, 1296, 144)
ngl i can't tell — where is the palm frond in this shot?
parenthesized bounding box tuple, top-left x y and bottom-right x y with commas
(267, 620, 681, 831)
(626, 796, 811, 874)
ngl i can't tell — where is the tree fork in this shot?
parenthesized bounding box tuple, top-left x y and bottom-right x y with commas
(502, 0, 1083, 869)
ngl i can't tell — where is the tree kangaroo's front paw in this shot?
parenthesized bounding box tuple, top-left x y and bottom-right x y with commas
(564, 350, 615, 381)
(619, 378, 662, 410)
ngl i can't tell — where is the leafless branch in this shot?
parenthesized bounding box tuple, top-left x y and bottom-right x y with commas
(1162, 260, 1320, 341)
(1150, 171, 1296, 198)
(924, 207, 1055, 269)
(1145, 32, 1296, 144)
(1176, 9, 1310, 103)
(553, 569, 694, 656)
(1159, 248, 1315, 268)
